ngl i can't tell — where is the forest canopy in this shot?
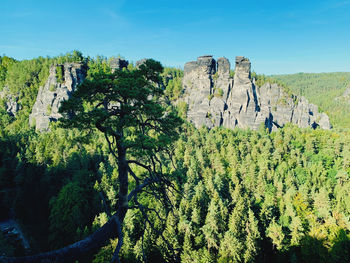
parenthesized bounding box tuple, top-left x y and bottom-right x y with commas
(0, 52, 350, 263)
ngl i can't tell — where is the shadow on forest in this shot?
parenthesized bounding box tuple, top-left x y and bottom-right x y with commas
(2, 132, 350, 262)
(0, 133, 104, 257)
(262, 229, 350, 263)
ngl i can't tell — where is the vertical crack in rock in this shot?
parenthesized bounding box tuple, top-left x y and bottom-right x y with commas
(29, 62, 87, 131)
(29, 59, 129, 131)
(182, 55, 332, 130)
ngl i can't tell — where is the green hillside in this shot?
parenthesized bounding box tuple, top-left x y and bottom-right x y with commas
(1, 54, 350, 263)
(272, 72, 350, 130)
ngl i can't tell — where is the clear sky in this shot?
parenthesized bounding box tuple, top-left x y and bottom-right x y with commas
(1, 0, 350, 74)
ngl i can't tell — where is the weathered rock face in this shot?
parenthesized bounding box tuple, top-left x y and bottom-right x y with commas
(110, 58, 129, 72)
(182, 56, 332, 131)
(29, 59, 129, 131)
(0, 87, 21, 116)
(183, 56, 218, 128)
(29, 63, 87, 131)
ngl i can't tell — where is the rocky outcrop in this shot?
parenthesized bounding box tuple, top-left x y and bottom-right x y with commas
(335, 87, 350, 102)
(29, 59, 129, 131)
(28, 55, 331, 132)
(0, 87, 21, 116)
(342, 88, 350, 98)
(29, 63, 87, 131)
(182, 55, 331, 131)
(110, 58, 129, 72)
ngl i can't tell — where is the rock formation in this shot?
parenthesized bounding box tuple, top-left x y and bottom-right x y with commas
(29, 63, 87, 131)
(110, 58, 129, 72)
(29, 59, 129, 131)
(182, 55, 331, 131)
(0, 87, 21, 116)
(28, 55, 331, 132)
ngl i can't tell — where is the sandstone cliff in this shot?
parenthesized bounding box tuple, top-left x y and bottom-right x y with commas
(29, 63, 87, 131)
(29, 58, 129, 131)
(182, 55, 331, 131)
(0, 87, 21, 116)
(27, 55, 331, 132)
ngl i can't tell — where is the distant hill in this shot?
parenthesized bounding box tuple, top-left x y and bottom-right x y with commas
(272, 72, 350, 130)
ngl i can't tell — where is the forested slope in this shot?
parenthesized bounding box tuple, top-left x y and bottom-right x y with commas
(272, 72, 350, 130)
(1, 53, 350, 263)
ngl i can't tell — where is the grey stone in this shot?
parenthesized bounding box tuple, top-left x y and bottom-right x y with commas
(180, 55, 332, 131)
(184, 61, 198, 75)
(29, 62, 87, 131)
(343, 88, 350, 97)
(197, 55, 216, 75)
(319, 113, 332, 129)
(109, 58, 128, 71)
(135, 59, 148, 68)
(217, 57, 230, 77)
(182, 56, 220, 128)
(0, 87, 21, 116)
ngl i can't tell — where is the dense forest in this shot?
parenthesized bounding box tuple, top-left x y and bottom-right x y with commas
(0, 52, 350, 263)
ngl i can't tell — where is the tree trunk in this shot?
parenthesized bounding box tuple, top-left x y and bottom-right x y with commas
(1, 212, 124, 263)
(117, 143, 129, 215)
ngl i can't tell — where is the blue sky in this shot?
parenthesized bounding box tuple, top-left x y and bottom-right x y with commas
(1, 0, 350, 74)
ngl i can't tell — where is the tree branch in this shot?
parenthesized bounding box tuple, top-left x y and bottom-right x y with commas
(127, 177, 160, 202)
(128, 165, 141, 186)
(110, 217, 123, 263)
(134, 195, 179, 262)
(127, 160, 151, 171)
(99, 191, 112, 218)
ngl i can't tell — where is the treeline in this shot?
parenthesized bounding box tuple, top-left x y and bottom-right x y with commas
(1, 53, 350, 262)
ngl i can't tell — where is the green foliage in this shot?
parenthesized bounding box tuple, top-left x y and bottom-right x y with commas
(54, 50, 87, 64)
(212, 72, 219, 81)
(144, 125, 350, 263)
(0, 56, 16, 89)
(57, 58, 183, 261)
(2, 54, 350, 263)
(55, 65, 64, 84)
(4, 57, 51, 118)
(162, 67, 183, 101)
(177, 101, 188, 119)
(211, 86, 224, 98)
(59, 59, 183, 158)
(207, 94, 214, 101)
(252, 71, 294, 97)
(217, 88, 224, 97)
(46, 105, 52, 115)
(49, 180, 92, 248)
(49, 84, 56, 92)
(272, 72, 350, 129)
(92, 238, 118, 263)
(0, 51, 89, 134)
